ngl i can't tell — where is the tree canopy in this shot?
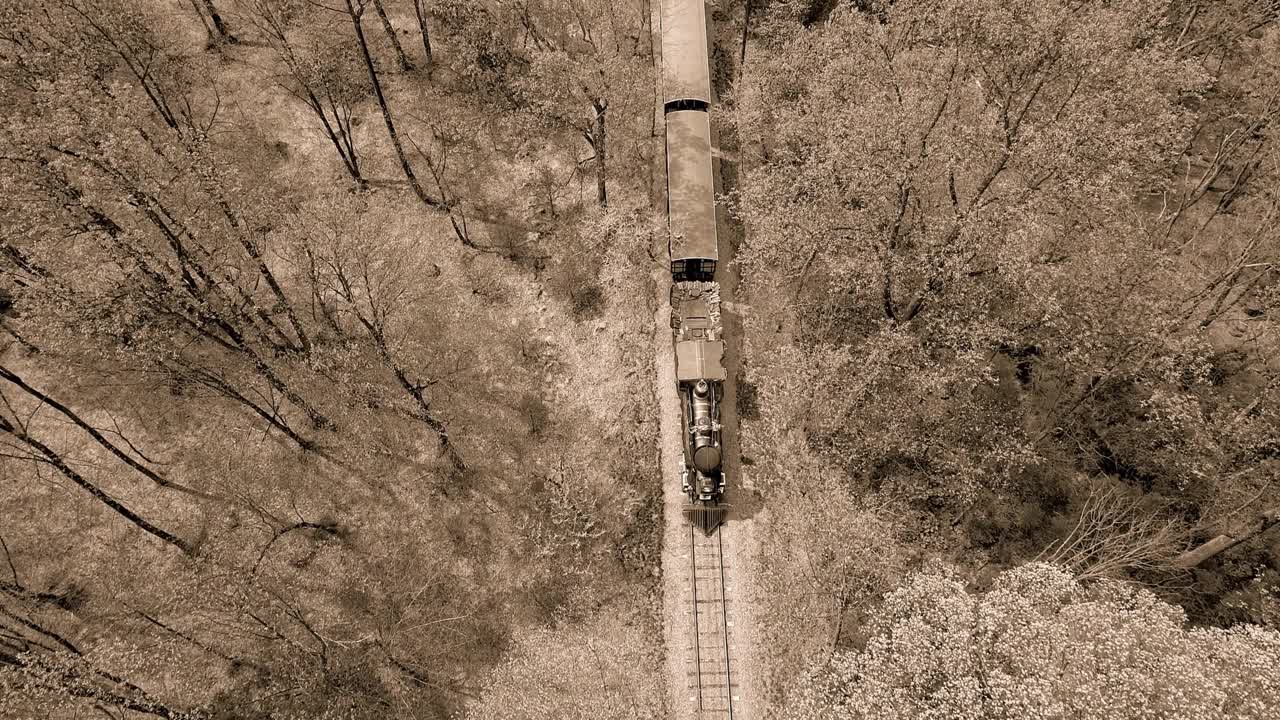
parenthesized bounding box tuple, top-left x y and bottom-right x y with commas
(735, 0, 1280, 706)
(782, 563, 1280, 720)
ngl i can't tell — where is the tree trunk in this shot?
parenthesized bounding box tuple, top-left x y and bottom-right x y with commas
(208, 195, 312, 355)
(592, 100, 607, 208)
(187, 0, 214, 43)
(1, 240, 48, 278)
(179, 365, 319, 453)
(344, 0, 438, 208)
(373, 0, 414, 71)
(1174, 508, 1280, 568)
(0, 416, 192, 554)
(305, 88, 366, 189)
(417, 141, 476, 248)
(390, 363, 467, 473)
(331, 97, 365, 186)
(329, 268, 467, 472)
(240, 232, 312, 354)
(201, 0, 236, 44)
(130, 606, 239, 665)
(413, 0, 433, 65)
(2, 647, 207, 719)
(0, 366, 218, 501)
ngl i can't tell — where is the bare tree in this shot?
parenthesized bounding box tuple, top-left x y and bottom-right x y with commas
(342, 0, 438, 207)
(300, 208, 468, 472)
(185, 0, 236, 45)
(201, 0, 236, 43)
(0, 616, 208, 719)
(0, 407, 192, 555)
(241, 0, 370, 189)
(412, 0, 432, 65)
(0, 366, 219, 502)
(1038, 482, 1190, 582)
(588, 95, 607, 207)
(372, 0, 413, 71)
(30, 158, 334, 444)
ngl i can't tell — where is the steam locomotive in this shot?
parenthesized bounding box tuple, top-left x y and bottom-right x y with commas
(674, 292, 725, 532)
(661, 0, 726, 533)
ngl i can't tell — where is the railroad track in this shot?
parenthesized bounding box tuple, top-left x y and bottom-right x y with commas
(688, 524, 735, 718)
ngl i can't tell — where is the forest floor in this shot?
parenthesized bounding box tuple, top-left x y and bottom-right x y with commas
(206, 3, 675, 701)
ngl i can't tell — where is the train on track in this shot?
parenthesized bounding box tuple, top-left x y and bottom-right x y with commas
(661, 0, 726, 534)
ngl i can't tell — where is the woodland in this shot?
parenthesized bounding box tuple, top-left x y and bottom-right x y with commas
(1, 0, 665, 718)
(4, 0, 1280, 718)
(732, 0, 1280, 717)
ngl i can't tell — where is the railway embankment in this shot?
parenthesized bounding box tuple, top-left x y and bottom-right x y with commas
(651, 2, 762, 718)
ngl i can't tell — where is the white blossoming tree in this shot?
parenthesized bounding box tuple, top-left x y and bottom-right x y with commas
(782, 563, 1280, 720)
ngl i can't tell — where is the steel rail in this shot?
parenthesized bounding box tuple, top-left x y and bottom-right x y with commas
(717, 528, 733, 719)
(689, 524, 733, 717)
(689, 522, 705, 712)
